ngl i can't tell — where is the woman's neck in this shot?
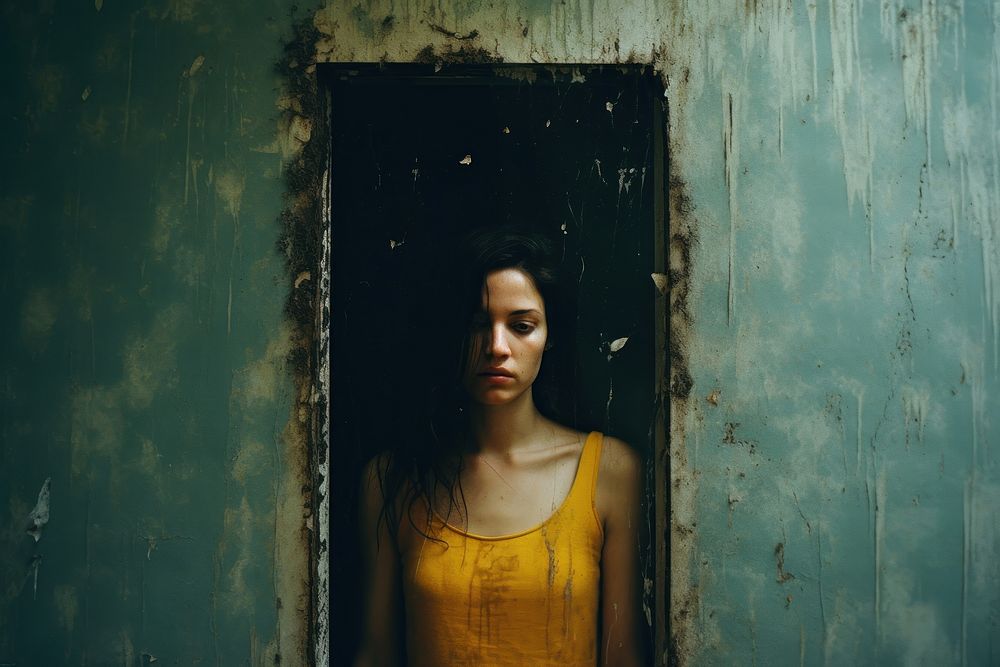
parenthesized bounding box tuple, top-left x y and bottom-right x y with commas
(468, 390, 547, 456)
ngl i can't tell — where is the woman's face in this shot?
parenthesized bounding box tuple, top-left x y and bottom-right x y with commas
(462, 268, 549, 406)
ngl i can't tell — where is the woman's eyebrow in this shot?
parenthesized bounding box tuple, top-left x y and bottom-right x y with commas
(475, 307, 543, 317)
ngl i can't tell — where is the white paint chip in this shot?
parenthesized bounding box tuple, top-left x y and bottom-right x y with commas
(459, 154, 472, 165)
(651, 272, 668, 294)
(545, 119, 551, 127)
(27, 478, 51, 542)
(609, 337, 629, 353)
(30, 555, 40, 599)
(503, 126, 510, 134)
(187, 55, 205, 78)
(605, 101, 614, 112)
(81, 86, 91, 101)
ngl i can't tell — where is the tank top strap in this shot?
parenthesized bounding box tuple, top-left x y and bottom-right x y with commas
(567, 431, 603, 508)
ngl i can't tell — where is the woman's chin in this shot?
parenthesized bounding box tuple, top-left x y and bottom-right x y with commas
(471, 388, 520, 406)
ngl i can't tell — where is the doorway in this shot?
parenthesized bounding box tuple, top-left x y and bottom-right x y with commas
(323, 63, 665, 662)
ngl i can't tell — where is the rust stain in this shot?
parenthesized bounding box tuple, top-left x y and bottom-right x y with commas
(774, 542, 795, 584)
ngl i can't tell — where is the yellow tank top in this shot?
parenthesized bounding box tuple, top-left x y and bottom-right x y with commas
(398, 432, 605, 667)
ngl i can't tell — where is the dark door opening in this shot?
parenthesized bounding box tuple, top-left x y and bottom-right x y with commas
(324, 63, 665, 663)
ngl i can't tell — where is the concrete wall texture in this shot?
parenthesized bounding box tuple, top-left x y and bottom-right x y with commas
(1, 0, 997, 665)
(0, 0, 314, 664)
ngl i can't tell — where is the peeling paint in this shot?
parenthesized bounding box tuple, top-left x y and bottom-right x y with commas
(25, 478, 50, 543)
(275, 16, 330, 666)
(608, 336, 629, 353)
(313, 157, 332, 667)
(651, 272, 668, 294)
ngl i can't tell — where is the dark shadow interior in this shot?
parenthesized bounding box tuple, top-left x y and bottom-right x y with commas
(324, 63, 663, 661)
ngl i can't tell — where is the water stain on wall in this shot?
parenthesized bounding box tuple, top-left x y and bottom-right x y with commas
(70, 385, 124, 479)
(121, 304, 186, 408)
(19, 287, 59, 351)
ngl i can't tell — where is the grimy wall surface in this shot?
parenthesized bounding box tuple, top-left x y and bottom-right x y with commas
(314, 2, 999, 664)
(1, 0, 997, 666)
(0, 0, 315, 664)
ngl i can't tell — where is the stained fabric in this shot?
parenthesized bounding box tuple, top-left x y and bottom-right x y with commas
(399, 432, 605, 667)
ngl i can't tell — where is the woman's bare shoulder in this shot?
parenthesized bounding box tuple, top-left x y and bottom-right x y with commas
(362, 451, 392, 478)
(537, 418, 591, 449)
(597, 435, 641, 483)
(594, 435, 642, 522)
(359, 452, 420, 549)
(360, 452, 412, 516)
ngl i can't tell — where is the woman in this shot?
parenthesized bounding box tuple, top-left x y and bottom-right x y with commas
(355, 228, 644, 666)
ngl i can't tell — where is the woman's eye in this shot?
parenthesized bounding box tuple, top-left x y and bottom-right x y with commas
(511, 322, 535, 334)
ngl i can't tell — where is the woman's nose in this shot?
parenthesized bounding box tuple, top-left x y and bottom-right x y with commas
(487, 325, 511, 358)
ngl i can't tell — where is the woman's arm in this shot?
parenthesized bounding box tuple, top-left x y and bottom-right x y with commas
(354, 457, 403, 667)
(596, 437, 646, 667)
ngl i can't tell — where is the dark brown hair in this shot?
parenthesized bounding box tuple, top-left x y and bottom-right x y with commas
(375, 225, 579, 542)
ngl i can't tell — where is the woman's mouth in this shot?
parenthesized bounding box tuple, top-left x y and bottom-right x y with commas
(478, 368, 514, 383)
(479, 367, 514, 377)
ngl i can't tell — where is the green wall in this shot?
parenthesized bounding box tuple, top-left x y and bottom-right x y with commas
(0, 0, 312, 664)
(672, 2, 1000, 664)
(2, 0, 997, 665)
